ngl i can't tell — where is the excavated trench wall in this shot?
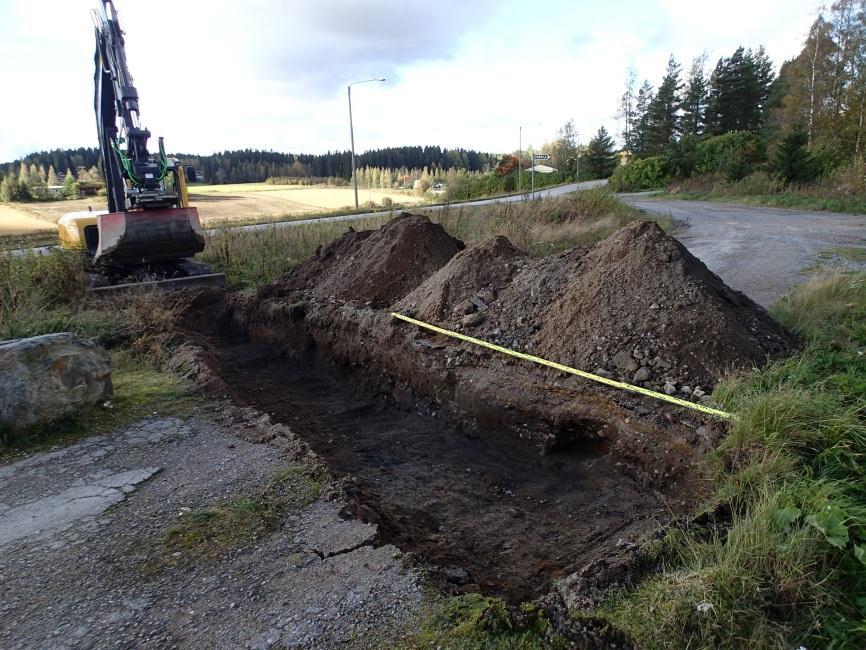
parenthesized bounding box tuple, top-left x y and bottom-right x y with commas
(221, 214, 797, 490)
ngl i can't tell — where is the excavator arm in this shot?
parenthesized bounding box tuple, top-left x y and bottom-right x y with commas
(85, 0, 209, 269)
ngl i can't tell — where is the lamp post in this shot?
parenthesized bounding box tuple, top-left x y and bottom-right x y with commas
(518, 122, 540, 195)
(348, 77, 386, 209)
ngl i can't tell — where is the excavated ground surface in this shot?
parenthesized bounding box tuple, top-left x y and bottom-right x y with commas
(189, 212, 798, 606)
(215, 341, 666, 603)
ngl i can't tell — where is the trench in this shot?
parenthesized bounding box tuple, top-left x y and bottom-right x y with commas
(215, 339, 666, 603)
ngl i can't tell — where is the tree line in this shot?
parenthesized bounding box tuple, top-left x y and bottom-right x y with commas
(612, 0, 866, 191)
(0, 145, 497, 201)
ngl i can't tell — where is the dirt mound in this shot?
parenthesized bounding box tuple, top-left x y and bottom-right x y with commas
(532, 221, 796, 392)
(397, 236, 526, 321)
(279, 213, 463, 307)
(398, 220, 796, 393)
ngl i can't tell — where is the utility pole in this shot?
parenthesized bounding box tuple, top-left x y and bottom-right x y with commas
(518, 122, 540, 196)
(348, 78, 386, 209)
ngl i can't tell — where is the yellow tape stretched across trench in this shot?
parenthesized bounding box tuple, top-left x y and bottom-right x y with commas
(390, 312, 737, 421)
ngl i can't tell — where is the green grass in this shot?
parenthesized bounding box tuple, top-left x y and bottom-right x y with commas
(667, 190, 866, 214)
(590, 272, 866, 649)
(200, 189, 667, 290)
(163, 464, 326, 561)
(404, 594, 565, 649)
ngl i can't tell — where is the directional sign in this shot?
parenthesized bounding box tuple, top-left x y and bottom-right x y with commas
(533, 154, 551, 160)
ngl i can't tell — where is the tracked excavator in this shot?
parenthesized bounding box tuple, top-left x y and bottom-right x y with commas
(58, 0, 224, 292)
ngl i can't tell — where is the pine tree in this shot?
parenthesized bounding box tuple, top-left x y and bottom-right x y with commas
(681, 55, 709, 137)
(47, 165, 59, 187)
(17, 164, 31, 201)
(584, 127, 619, 179)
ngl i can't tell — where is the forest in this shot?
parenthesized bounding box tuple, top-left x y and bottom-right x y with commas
(610, 0, 866, 200)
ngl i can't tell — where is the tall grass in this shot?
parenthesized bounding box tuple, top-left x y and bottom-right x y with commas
(596, 272, 866, 649)
(200, 189, 667, 289)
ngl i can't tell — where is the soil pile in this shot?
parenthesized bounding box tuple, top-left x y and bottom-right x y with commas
(278, 213, 463, 307)
(398, 220, 796, 393)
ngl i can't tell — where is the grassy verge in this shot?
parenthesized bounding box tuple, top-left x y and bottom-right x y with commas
(664, 190, 866, 214)
(200, 189, 669, 290)
(163, 464, 326, 562)
(405, 594, 563, 649)
(589, 273, 866, 649)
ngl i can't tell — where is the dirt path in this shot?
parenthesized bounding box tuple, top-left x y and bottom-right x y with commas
(0, 409, 423, 649)
(621, 195, 866, 307)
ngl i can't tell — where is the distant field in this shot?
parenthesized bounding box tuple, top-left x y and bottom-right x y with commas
(0, 183, 423, 237)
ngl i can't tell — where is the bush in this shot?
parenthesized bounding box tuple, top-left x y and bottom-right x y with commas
(609, 156, 668, 191)
(381, 196, 393, 207)
(695, 132, 767, 181)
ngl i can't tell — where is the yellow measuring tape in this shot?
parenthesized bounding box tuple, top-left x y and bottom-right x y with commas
(390, 312, 736, 421)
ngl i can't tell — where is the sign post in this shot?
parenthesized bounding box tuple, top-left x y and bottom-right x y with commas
(531, 154, 550, 200)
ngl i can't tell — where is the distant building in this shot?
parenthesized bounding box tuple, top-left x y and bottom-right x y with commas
(527, 164, 557, 174)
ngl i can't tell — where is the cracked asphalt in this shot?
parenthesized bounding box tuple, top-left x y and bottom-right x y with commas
(0, 410, 424, 648)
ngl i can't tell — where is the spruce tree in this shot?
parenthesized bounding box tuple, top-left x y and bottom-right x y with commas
(681, 55, 709, 137)
(584, 127, 619, 179)
(773, 126, 815, 183)
(61, 169, 80, 199)
(631, 81, 655, 158)
(645, 55, 683, 154)
(0, 174, 22, 202)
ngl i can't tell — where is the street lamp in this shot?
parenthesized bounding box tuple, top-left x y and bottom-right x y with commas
(348, 77, 386, 209)
(518, 122, 540, 195)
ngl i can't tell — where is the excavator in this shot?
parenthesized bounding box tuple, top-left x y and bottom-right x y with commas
(58, 0, 224, 292)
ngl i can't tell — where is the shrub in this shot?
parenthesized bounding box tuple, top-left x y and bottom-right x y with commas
(609, 156, 668, 191)
(695, 132, 767, 181)
(381, 196, 393, 207)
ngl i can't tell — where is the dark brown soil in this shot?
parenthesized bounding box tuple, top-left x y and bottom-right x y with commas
(398, 220, 797, 394)
(215, 341, 666, 603)
(277, 213, 463, 308)
(198, 213, 798, 608)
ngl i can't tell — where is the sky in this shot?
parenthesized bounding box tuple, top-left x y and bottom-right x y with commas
(0, 0, 822, 163)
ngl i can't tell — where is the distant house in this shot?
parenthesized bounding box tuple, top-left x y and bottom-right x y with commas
(527, 164, 557, 174)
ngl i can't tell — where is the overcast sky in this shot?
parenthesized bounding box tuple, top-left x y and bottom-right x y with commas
(0, 0, 821, 163)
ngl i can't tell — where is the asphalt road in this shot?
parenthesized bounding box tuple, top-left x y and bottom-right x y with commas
(621, 194, 866, 307)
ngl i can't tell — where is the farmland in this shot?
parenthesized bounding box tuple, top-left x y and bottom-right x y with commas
(0, 183, 424, 238)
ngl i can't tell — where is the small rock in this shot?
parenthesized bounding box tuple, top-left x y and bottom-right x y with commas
(680, 385, 692, 395)
(594, 368, 614, 379)
(612, 350, 639, 373)
(461, 312, 485, 328)
(663, 382, 677, 395)
(633, 367, 652, 383)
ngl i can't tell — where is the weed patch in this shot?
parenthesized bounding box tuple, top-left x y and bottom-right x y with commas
(405, 594, 564, 649)
(163, 465, 326, 560)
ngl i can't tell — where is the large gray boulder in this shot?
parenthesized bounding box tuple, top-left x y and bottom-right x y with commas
(0, 333, 112, 432)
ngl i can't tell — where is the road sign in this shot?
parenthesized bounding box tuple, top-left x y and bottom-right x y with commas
(533, 154, 550, 161)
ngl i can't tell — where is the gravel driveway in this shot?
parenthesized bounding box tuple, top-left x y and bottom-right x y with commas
(621, 195, 866, 307)
(0, 407, 424, 649)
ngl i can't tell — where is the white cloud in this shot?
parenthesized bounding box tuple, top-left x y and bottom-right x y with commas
(0, 0, 826, 161)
